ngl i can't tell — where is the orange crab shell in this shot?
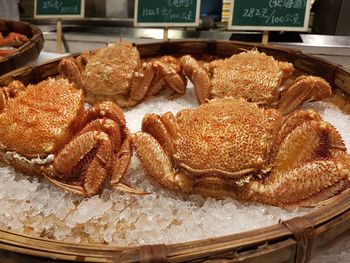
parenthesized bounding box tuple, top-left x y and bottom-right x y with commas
(209, 51, 286, 104)
(181, 50, 332, 115)
(173, 98, 282, 176)
(0, 78, 84, 157)
(59, 41, 188, 108)
(83, 42, 140, 97)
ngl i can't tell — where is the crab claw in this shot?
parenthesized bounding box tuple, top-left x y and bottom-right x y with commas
(277, 76, 332, 114)
(152, 60, 187, 94)
(129, 62, 155, 102)
(58, 58, 84, 90)
(111, 137, 150, 195)
(180, 55, 211, 104)
(45, 132, 148, 197)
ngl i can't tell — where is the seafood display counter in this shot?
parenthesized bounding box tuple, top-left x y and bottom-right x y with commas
(0, 40, 350, 263)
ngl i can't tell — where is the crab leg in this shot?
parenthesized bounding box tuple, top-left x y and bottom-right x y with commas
(132, 132, 193, 192)
(132, 132, 240, 199)
(74, 118, 122, 154)
(242, 118, 349, 206)
(67, 116, 143, 195)
(76, 118, 144, 194)
(153, 61, 187, 94)
(273, 120, 346, 172)
(241, 161, 350, 207)
(180, 55, 212, 104)
(51, 116, 143, 195)
(45, 177, 89, 195)
(77, 50, 91, 70)
(277, 76, 332, 114)
(269, 109, 322, 160)
(58, 58, 84, 90)
(111, 137, 132, 186)
(47, 154, 110, 197)
(278, 61, 294, 80)
(77, 115, 146, 194)
(141, 113, 177, 159)
(111, 137, 147, 195)
(77, 117, 145, 194)
(276, 109, 322, 145)
(145, 71, 165, 97)
(79, 101, 128, 139)
(129, 62, 155, 101)
(48, 130, 113, 196)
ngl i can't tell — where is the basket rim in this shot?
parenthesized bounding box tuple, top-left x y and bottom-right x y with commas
(1, 40, 350, 262)
(0, 19, 44, 74)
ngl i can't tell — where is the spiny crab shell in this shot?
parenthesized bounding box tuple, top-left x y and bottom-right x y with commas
(58, 41, 187, 108)
(132, 98, 350, 207)
(0, 79, 82, 159)
(181, 50, 332, 114)
(0, 78, 137, 196)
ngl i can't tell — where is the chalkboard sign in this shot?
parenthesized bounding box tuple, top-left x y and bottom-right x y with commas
(228, 0, 312, 31)
(34, 0, 85, 18)
(134, 0, 200, 27)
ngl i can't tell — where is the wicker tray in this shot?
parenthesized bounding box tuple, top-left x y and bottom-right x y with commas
(0, 19, 44, 76)
(0, 40, 350, 263)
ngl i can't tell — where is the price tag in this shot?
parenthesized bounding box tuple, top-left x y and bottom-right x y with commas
(134, 0, 200, 27)
(34, 0, 84, 18)
(228, 0, 312, 31)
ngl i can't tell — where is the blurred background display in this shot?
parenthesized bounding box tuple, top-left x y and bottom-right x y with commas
(16, 0, 350, 36)
(0, 0, 20, 20)
(312, 0, 350, 35)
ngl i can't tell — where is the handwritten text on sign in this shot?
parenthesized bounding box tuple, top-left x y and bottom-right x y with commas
(229, 0, 311, 31)
(142, 8, 193, 22)
(34, 0, 84, 18)
(135, 0, 200, 27)
(42, 0, 79, 14)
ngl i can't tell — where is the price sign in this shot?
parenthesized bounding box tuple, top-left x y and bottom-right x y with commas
(34, 0, 85, 18)
(34, 0, 85, 53)
(228, 0, 312, 31)
(134, 0, 200, 27)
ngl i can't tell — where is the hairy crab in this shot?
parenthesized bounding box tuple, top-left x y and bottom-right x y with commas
(132, 98, 350, 207)
(58, 41, 187, 107)
(0, 78, 139, 196)
(181, 50, 332, 114)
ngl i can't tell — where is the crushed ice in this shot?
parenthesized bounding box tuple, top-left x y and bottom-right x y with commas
(0, 84, 349, 246)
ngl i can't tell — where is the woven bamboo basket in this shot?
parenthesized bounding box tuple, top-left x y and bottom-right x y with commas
(0, 19, 44, 76)
(0, 40, 350, 263)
